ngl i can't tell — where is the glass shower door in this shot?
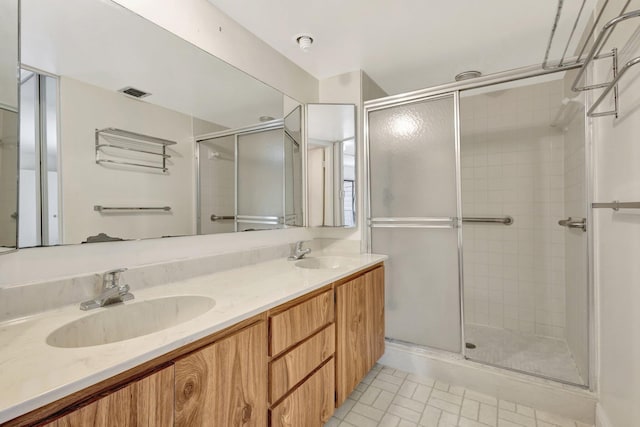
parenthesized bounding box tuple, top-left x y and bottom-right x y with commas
(237, 128, 284, 231)
(368, 94, 462, 353)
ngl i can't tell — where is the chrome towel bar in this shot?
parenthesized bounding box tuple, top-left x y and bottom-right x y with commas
(94, 205, 171, 212)
(368, 216, 514, 228)
(592, 201, 640, 211)
(210, 214, 235, 221)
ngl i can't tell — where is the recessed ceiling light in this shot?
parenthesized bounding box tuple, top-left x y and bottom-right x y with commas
(454, 71, 482, 81)
(295, 34, 314, 52)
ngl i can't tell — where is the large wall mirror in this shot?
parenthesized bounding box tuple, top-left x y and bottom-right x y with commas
(17, 0, 302, 247)
(0, 0, 19, 253)
(196, 105, 302, 234)
(307, 104, 356, 227)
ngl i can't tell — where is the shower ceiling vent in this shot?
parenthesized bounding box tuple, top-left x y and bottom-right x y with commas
(118, 86, 151, 99)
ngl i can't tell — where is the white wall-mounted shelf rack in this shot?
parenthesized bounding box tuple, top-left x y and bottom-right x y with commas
(95, 127, 177, 173)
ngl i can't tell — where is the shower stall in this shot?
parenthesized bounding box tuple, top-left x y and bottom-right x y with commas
(365, 67, 591, 387)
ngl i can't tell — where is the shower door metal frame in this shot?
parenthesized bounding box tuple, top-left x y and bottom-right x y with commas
(363, 91, 466, 356)
(363, 61, 595, 390)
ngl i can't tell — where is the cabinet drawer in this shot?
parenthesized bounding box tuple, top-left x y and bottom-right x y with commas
(269, 290, 333, 356)
(270, 358, 335, 427)
(270, 323, 335, 404)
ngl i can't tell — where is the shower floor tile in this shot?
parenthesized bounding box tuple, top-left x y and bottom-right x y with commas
(325, 364, 592, 427)
(464, 324, 584, 385)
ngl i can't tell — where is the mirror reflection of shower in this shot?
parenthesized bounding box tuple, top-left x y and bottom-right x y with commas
(196, 106, 303, 235)
(19, 69, 61, 247)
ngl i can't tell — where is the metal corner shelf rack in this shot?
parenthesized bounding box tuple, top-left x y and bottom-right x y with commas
(543, 0, 640, 118)
(95, 127, 177, 172)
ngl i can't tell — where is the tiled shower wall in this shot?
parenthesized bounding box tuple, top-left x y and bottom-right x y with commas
(461, 79, 567, 339)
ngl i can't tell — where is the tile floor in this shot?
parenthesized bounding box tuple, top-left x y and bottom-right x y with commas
(465, 324, 584, 385)
(325, 364, 592, 427)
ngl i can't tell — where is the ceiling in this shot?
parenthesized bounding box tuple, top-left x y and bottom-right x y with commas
(21, 0, 284, 129)
(208, 0, 596, 95)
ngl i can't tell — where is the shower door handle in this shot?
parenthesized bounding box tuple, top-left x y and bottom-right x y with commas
(558, 217, 586, 232)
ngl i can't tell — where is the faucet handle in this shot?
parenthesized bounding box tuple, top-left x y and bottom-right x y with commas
(102, 268, 128, 288)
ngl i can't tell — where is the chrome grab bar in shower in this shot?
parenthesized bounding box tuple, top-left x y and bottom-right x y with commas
(558, 217, 587, 232)
(462, 216, 513, 225)
(368, 216, 514, 228)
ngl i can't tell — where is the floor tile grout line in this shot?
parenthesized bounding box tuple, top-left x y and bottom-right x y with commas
(328, 363, 592, 427)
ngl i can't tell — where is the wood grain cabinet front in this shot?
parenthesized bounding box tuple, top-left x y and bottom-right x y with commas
(42, 366, 174, 427)
(175, 321, 268, 427)
(270, 359, 335, 427)
(335, 265, 385, 406)
(269, 290, 334, 357)
(269, 323, 335, 404)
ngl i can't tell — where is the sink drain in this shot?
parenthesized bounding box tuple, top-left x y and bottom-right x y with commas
(465, 342, 476, 349)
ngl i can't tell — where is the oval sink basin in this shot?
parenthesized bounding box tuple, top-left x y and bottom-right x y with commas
(295, 256, 354, 270)
(47, 295, 215, 348)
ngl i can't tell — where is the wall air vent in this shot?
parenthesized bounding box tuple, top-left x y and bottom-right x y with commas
(118, 86, 151, 99)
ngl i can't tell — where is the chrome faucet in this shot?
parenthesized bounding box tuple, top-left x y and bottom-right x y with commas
(80, 268, 134, 310)
(288, 241, 311, 260)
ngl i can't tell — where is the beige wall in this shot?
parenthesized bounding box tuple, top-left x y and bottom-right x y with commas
(0, 109, 18, 247)
(0, 0, 18, 109)
(362, 71, 388, 101)
(59, 76, 196, 244)
(593, 0, 640, 425)
(112, 0, 318, 104)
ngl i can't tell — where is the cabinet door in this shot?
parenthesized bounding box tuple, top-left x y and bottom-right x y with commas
(175, 321, 267, 427)
(44, 366, 174, 427)
(336, 266, 385, 406)
(270, 358, 335, 427)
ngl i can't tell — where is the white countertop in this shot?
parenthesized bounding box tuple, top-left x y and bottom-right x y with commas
(0, 253, 386, 423)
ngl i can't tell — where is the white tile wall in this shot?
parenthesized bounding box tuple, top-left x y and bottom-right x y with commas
(460, 79, 567, 339)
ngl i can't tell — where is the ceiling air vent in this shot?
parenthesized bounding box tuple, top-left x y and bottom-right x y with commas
(118, 86, 151, 99)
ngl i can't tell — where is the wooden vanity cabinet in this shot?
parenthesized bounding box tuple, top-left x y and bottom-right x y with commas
(175, 321, 267, 427)
(41, 366, 174, 427)
(268, 289, 335, 427)
(11, 263, 385, 427)
(335, 265, 385, 406)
